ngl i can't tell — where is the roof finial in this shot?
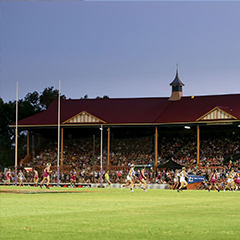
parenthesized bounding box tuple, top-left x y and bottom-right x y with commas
(176, 62, 178, 75)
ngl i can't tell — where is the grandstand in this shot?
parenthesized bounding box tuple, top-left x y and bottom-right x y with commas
(8, 71, 240, 187)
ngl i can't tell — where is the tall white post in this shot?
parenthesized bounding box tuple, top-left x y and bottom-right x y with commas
(57, 81, 61, 187)
(15, 82, 18, 186)
(100, 125, 103, 187)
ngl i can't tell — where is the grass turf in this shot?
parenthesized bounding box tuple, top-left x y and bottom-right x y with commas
(0, 186, 239, 240)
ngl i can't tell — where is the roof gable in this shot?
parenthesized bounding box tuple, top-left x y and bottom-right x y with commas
(63, 111, 106, 124)
(197, 107, 237, 121)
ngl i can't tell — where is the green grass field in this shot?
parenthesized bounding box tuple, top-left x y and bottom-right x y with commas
(0, 186, 239, 240)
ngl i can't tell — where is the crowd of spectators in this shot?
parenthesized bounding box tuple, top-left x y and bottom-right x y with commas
(1, 135, 239, 186)
(29, 135, 240, 168)
(28, 136, 154, 168)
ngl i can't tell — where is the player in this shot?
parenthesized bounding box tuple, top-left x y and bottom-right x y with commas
(6, 169, 12, 185)
(104, 170, 111, 189)
(172, 169, 180, 190)
(177, 167, 188, 192)
(33, 168, 39, 186)
(134, 166, 147, 192)
(121, 164, 135, 192)
(224, 169, 236, 192)
(70, 168, 77, 188)
(233, 168, 240, 191)
(234, 168, 240, 190)
(208, 169, 220, 192)
(18, 170, 25, 186)
(39, 163, 52, 189)
(200, 179, 209, 190)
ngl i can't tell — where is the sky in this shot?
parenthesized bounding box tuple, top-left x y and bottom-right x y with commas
(0, 1, 240, 103)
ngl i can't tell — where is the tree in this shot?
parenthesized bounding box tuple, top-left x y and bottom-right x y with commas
(80, 94, 88, 99)
(0, 98, 15, 166)
(96, 95, 109, 99)
(24, 91, 41, 112)
(81, 95, 109, 99)
(39, 86, 66, 110)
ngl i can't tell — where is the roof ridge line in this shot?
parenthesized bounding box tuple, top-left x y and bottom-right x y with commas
(154, 101, 173, 122)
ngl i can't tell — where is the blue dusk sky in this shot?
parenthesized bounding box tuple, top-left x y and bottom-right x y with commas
(0, 1, 240, 102)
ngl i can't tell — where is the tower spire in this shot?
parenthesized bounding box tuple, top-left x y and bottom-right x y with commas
(169, 66, 185, 101)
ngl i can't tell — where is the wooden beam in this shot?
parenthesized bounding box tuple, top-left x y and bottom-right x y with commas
(108, 127, 110, 166)
(197, 125, 200, 165)
(155, 127, 158, 166)
(27, 131, 30, 156)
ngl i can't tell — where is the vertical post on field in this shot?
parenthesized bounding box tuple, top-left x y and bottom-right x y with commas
(57, 81, 61, 187)
(15, 82, 18, 186)
(155, 126, 158, 166)
(100, 125, 103, 187)
(107, 127, 110, 166)
(197, 125, 200, 165)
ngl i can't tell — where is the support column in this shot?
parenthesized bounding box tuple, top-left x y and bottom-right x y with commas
(197, 125, 200, 165)
(37, 134, 40, 148)
(107, 127, 110, 166)
(61, 128, 64, 166)
(32, 135, 35, 159)
(27, 131, 30, 156)
(155, 127, 158, 166)
(93, 134, 95, 156)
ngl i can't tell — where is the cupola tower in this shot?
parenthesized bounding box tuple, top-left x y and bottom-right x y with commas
(169, 68, 185, 101)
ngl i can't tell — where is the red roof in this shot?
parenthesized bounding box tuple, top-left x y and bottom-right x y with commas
(16, 94, 240, 126)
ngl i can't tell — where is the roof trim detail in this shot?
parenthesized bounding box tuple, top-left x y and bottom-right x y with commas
(196, 107, 237, 121)
(63, 111, 106, 124)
